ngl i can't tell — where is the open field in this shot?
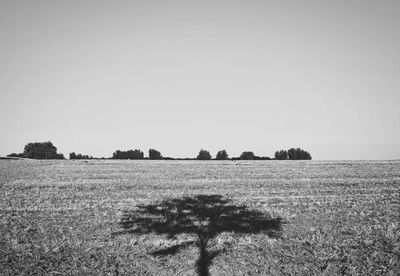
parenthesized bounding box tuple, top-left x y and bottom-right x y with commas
(1, 160, 399, 275)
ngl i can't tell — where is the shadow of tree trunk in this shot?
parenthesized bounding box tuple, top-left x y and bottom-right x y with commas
(196, 234, 210, 276)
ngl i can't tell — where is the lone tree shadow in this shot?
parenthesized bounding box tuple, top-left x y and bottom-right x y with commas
(115, 194, 284, 276)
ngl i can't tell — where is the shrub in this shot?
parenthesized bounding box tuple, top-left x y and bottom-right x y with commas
(56, 153, 65, 159)
(274, 150, 288, 160)
(149, 149, 162, 160)
(70, 152, 93, 159)
(7, 153, 25, 158)
(112, 149, 144, 159)
(162, 157, 175, 160)
(216, 150, 229, 160)
(254, 156, 271, 160)
(240, 151, 255, 160)
(23, 141, 58, 159)
(287, 148, 312, 160)
(197, 149, 212, 160)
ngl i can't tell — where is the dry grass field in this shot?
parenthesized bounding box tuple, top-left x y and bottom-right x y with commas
(1, 160, 399, 275)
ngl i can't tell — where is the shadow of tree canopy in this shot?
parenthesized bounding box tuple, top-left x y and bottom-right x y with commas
(115, 194, 285, 276)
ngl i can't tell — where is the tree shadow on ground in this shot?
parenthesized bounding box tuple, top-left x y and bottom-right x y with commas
(114, 194, 285, 276)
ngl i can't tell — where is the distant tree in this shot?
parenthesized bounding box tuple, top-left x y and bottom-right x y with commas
(149, 149, 162, 160)
(299, 149, 312, 160)
(287, 148, 297, 160)
(274, 150, 288, 160)
(70, 152, 93, 159)
(69, 152, 77, 159)
(113, 150, 122, 159)
(287, 148, 312, 160)
(56, 153, 65, 159)
(130, 149, 144, 159)
(23, 141, 58, 159)
(197, 149, 212, 160)
(112, 149, 144, 159)
(240, 151, 255, 160)
(216, 150, 229, 160)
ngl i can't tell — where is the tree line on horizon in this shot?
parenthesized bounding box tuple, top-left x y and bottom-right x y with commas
(6, 141, 312, 160)
(7, 142, 65, 160)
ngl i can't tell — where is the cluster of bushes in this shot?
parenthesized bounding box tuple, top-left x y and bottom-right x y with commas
(6, 141, 312, 161)
(108, 148, 273, 161)
(7, 142, 64, 159)
(197, 149, 289, 160)
(199, 149, 311, 160)
(288, 148, 312, 160)
(274, 148, 312, 160)
(110, 149, 163, 160)
(7, 153, 25, 158)
(69, 152, 94, 160)
(112, 149, 144, 159)
(275, 150, 288, 160)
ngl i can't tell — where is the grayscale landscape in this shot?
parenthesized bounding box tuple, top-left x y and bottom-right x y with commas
(1, 1, 399, 275)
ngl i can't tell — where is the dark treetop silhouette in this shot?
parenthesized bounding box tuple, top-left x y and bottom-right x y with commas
(115, 194, 285, 276)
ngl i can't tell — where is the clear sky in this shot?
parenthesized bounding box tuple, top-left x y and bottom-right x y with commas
(1, 0, 399, 160)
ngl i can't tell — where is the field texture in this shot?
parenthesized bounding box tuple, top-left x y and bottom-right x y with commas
(0, 160, 399, 275)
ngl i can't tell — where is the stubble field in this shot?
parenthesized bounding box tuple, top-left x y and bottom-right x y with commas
(0, 160, 399, 275)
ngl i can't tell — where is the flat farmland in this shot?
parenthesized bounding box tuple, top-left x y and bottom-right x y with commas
(1, 160, 399, 275)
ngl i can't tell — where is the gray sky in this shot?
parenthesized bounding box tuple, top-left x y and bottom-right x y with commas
(1, 0, 399, 159)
